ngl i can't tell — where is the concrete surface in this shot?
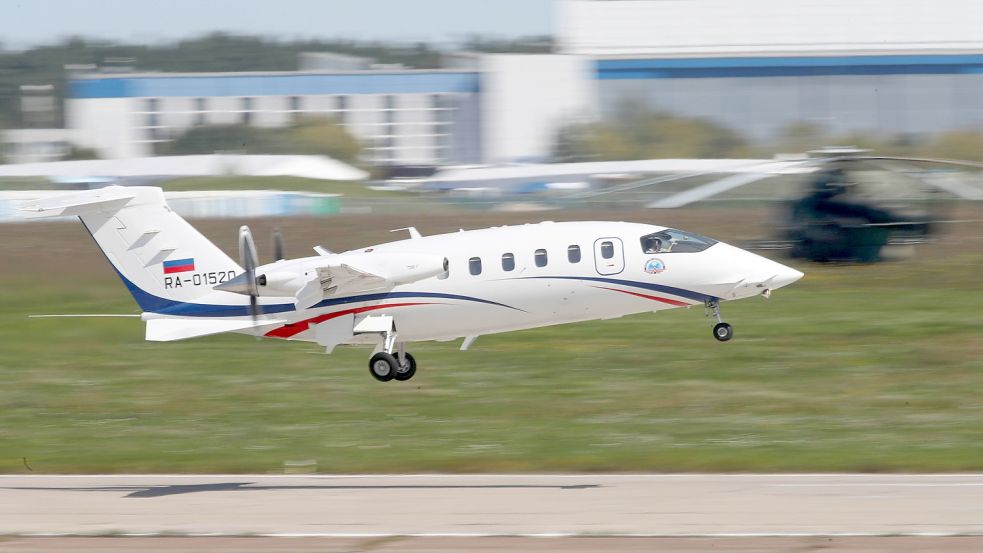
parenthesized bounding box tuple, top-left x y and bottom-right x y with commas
(2, 474, 983, 537)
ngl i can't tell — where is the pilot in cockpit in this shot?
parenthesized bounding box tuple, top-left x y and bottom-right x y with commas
(642, 234, 666, 254)
(641, 229, 718, 254)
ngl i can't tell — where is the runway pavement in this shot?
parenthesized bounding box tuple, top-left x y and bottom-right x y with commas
(3, 473, 983, 538)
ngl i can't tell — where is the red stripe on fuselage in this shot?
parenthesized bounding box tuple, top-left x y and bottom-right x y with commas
(264, 302, 434, 339)
(592, 286, 692, 307)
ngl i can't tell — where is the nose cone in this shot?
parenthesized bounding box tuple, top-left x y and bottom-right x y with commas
(772, 264, 804, 289)
(694, 242, 804, 299)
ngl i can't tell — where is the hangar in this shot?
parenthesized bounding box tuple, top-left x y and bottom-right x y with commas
(61, 0, 983, 164)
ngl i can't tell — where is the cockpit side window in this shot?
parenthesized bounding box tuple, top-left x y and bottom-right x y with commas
(640, 229, 717, 254)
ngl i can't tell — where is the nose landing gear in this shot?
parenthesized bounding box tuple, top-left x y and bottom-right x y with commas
(705, 299, 734, 342)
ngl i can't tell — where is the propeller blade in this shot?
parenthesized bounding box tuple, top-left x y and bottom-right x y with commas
(272, 228, 285, 262)
(249, 293, 261, 325)
(238, 225, 262, 325)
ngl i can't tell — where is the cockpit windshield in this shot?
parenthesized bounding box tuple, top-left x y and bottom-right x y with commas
(640, 229, 718, 254)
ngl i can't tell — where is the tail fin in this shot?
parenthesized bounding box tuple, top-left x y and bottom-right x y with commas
(23, 186, 243, 312)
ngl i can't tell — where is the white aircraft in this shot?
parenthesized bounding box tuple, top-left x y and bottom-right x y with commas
(23, 186, 803, 382)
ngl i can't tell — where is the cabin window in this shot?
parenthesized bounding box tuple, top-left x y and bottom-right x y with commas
(600, 241, 614, 259)
(469, 257, 482, 275)
(567, 245, 581, 263)
(502, 252, 515, 271)
(535, 249, 548, 267)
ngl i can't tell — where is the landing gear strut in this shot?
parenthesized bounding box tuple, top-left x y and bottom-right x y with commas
(705, 299, 734, 342)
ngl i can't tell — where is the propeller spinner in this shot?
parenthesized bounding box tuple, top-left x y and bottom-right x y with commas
(214, 225, 276, 324)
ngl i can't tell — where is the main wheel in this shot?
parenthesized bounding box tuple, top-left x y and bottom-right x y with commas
(394, 352, 417, 382)
(368, 352, 398, 382)
(713, 322, 734, 342)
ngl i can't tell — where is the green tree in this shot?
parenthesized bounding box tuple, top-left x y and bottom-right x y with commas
(928, 131, 983, 162)
(774, 121, 828, 153)
(157, 119, 362, 164)
(155, 124, 282, 156)
(552, 109, 749, 162)
(281, 117, 362, 165)
(61, 145, 100, 160)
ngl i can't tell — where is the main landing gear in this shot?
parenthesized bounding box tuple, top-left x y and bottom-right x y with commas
(705, 299, 734, 342)
(367, 325, 418, 383)
(368, 351, 417, 382)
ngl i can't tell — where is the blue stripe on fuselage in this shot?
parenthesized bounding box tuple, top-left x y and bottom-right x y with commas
(113, 267, 519, 316)
(513, 276, 717, 303)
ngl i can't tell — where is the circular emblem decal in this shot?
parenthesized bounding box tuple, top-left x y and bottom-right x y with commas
(644, 258, 666, 274)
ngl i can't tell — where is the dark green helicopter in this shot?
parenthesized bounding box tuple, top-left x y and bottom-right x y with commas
(784, 148, 982, 262)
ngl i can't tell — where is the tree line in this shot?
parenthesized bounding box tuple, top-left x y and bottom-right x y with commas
(0, 33, 552, 129)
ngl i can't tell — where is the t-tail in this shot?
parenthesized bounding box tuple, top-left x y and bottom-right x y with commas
(20, 186, 268, 340)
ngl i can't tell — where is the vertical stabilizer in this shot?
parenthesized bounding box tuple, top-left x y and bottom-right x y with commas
(23, 186, 243, 312)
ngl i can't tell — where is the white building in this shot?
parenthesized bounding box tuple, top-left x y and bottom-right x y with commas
(1, 128, 74, 164)
(62, 0, 983, 164)
(558, 0, 983, 140)
(67, 70, 485, 165)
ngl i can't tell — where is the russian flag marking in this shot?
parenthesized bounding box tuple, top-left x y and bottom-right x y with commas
(163, 258, 195, 274)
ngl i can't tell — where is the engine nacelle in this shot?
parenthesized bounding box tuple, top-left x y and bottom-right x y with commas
(217, 251, 448, 304)
(340, 252, 448, 284)
(256, 271, 311, 296)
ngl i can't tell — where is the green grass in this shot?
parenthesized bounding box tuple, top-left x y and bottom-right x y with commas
(1, 250, 982, 474)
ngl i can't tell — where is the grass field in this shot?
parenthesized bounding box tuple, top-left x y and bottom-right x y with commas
(1, 207, 982, 473)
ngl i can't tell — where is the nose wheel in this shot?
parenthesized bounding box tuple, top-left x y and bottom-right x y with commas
(706, 299, 734, 342)
(713, 322, 733, 342)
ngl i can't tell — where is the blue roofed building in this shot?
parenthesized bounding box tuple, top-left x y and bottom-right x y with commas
(67, 69, 485, 163)
(62, 0, 983, 164)
(560, 0, 983, 141)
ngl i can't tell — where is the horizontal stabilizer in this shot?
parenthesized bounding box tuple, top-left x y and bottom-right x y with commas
(146, 317, 285, 342)
(20, 186, 137, 219)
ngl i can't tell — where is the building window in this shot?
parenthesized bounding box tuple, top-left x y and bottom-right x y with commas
(535, 249, 548, 267)
(241, 97, 254, 125)
(600, 241, 614, 259)
(469, 257, 482, 276)
(567, 245, 581, 263)
(194, 97, 207, 126)
(335, 95, 348, 124)
(501, 253, 515, 272)
(287, 96, 303, 123)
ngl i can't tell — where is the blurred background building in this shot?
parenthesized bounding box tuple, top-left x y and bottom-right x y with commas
(67, 69, 484, 164)
(559, 0, 983, 142)
(5, 0, 983, 167)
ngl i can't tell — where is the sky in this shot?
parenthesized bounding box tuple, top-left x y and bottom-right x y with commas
(1, 0, 554, 48)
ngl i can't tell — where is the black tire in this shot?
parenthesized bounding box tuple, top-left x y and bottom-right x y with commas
(713, 322, 734, 342)
(368, 352, 398, 382)
(394, 352, 417, 382)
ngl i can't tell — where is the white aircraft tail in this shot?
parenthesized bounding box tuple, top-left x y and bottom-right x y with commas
(22, 186, 243, 313)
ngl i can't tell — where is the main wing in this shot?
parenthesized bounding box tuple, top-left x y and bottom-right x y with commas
(217, 251, 448, 309)
(294, 263, 390, 309)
